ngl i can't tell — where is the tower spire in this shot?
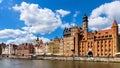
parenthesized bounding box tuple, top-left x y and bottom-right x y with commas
(83, 14, 88, 22)
(82, 14, 88, 31)
(112, 19, 118, 27)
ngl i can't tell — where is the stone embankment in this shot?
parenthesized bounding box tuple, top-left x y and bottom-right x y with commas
(37, 56, 120, 62)
(2, 55, 120, 63)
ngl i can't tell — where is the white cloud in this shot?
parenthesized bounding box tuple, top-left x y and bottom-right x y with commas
(13, 2, 63, 34)
(6, 34, 50, 45)
(0, 29, 27, 38)
(6, 33, 36, 44)
(0, 0, 2, 3)
(61, 23, 71, 28)
(3, 30, 50, 44)
(89, 1, 120, 32)
(60, 23, 77, 29)
(0, 29, 49, 44)
(56, 9, 70, 17)
(39, 37, 50, 43)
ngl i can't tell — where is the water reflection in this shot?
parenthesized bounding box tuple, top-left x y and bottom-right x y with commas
(0, 59, 120, 68)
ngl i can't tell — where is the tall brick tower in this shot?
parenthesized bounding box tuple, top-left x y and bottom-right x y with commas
(82, 14, 88, 40)
(112, 19, 119, 56)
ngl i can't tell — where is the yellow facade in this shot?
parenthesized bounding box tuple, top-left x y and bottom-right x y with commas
(47, 37, 60, 55)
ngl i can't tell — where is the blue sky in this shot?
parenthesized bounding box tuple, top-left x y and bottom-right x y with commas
(0, 0, 120, 44)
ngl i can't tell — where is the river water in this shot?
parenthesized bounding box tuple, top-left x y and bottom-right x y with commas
(0, 59, 120, 68)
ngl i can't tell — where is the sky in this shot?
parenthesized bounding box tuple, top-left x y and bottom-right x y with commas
(0, 0, 120, 44)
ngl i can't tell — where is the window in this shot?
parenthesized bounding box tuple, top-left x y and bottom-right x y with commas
(101, 53, 103, 55)
(101, 49, 103, 51)
(105, 41, 107, 43)
(109, 44, 111, 47)
(105, 49, 107, 51)
(109, 35, 112, 38)
(109, 54, 111, 56)
(97, 41, 99, 44)
(105, 44, 107, 47)
(102, 36, 104, 38)
(101, 40, 103, 43)
(105, 35, 108, 38)
(101, 45, 103, 47)
(105, 32, 108, 34)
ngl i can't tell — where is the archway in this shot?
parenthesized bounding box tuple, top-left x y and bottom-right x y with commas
(88, 51, 93, 57)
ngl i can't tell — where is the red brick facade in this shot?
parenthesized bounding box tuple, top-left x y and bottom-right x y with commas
(63, 15, 119, 57)
(16, 43, 34, 56)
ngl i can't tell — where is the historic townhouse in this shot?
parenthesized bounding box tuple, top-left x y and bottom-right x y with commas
(33, 38, 46, 55)
(0, 43, 6, 55)
(47, 37, 61, 55)
(63, 14, 119, 57)
(16, 43, 34, 56)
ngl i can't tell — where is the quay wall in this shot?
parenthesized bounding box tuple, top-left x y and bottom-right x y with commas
(41, 56, 120, 62)
(2, 55, 120, 63)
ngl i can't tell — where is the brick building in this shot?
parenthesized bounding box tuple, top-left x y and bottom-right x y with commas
(63, 14, 119, 57)
(16, 43, 34, 56)
(59, 39, 64, 55)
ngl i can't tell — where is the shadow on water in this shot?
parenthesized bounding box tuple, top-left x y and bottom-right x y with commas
(0, 59, 120, 68)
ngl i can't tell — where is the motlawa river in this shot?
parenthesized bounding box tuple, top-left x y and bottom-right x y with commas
(0, 59, 120, 68)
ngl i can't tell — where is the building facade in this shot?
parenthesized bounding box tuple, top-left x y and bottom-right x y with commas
(16, 43, 34, 56)
(47, 37, 61, 55)
(0, 43, 6, 55)
(63, 14, 119, 57)
(9, 44, 18, 55)
(33, 38, 46, 55)
(59, 39, 64, 55)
